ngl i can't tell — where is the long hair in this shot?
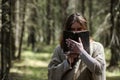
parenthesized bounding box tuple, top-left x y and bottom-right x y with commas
(60, 12, 88, 48)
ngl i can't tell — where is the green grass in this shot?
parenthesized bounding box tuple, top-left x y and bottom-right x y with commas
(106, 70, 120, 80)
(9, 47, 120, 80)
(9, 50, 52, 80)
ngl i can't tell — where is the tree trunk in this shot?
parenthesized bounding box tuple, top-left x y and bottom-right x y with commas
(27, 27, 36, 51)
(76, 0, 85, 15)
(17, 0, 27, 60)
(1, 0, 12, 79)
(81, 0, 85, 15)
(11, 0, 16, 60)
(51, 0, 55, 44)
(15, 0, 20, 59)
(52, 21, 55, 44)
(109, 0, 120, 67)
(46, 0, 52, 45)
(61, 0, 69, 28)
(89, 0, 93, 35)
(109, 46, 119, 66)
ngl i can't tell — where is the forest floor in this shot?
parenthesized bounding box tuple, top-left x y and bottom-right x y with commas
(9, 47, 120, 80)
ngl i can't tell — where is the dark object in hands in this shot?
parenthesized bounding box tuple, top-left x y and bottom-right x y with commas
(63, 30, 90, 54)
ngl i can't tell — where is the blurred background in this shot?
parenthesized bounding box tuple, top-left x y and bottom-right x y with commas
(0, 0, 120, 80)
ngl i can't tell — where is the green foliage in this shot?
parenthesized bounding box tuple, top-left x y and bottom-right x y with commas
(24, 0, 114, 45)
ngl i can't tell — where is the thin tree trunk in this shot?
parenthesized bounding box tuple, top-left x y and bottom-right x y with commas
(109, 0, 114, 66)
(81, 0, 85, 15)
(51, 0, 55, 44)
(61, 0, 69, 28)
(46, 0, 52, 45)
(17, 0, 27, 60)
(11, 0, 16, 60)
(52, 22, 55, 44)
(89, 0, 93, 35)
(15, 0, 20, 58)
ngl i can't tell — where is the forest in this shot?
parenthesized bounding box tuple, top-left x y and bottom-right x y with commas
(0, 0, 120, 80)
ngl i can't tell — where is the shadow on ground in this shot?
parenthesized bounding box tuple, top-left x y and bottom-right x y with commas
(9, 72, 24, 80)
(107, 76, 120, 80)
(9, 66, 48, 80)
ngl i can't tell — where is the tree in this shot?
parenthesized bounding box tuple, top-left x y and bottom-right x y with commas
(11, 0, 16, 60)
(60, 0, 69, 28)
(88, 0, 93, 35)
(94, 0, 120, 68)
(27, 27, 36, 51)
(46, 0, 52, 45)
(1, 0, 12, 79)
(81, 0, 85, 15)
(109, 0, 120, 67)
(15, 0, 20, 59)
(17, 0, 27, 60)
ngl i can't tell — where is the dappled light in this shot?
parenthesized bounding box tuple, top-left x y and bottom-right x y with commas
(9, 50, 51, 80)
(7, 49, 120, 80)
